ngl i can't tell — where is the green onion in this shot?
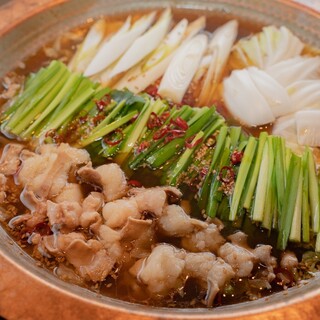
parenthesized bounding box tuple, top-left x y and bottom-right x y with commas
(6, 63, 68, 133)
(1, 61, 62, 121)
(76, 110, 138, 148)
(289, 166, 302, 242)
(198, 125, 228, 210)
(261, 136, 275, 229)
(230, 136, 257, 221)
(243, 132, 268, 210)
(166, 131, 205, 185)
(307, 148, 320, 233)
(22, 73, 84, 138)
(146, 107, 216, 168)
(128, 106, 192, 169)
(277, 152, 301, 250)
(302, 149, 311, 243)
(116, 97, 158, 164)
(272, 137, 286, 230)
(206, 136, 231, 218)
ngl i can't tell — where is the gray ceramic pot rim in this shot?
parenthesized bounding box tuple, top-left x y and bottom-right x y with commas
(0, 0, 319, 318)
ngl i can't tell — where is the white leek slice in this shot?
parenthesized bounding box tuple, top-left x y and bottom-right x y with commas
(183, 16, 206, 40)
(68, 19, 106, 73)
(143, 18, 188, 71)
(158, 34, 208, 103)
(266, 56, 320, 87)
(193, 54, 212, 83)
(109, 9, 172, 78)
(223, 69, 275, 126)
(197, 20, 238, 106)
(264, 26, 304, 66)
(84, 12, 156, 77)
(247, 67, 291, 117)
(296, 110, 320, 147)
(288, 80, 320, 112)
(231, 25, 304, 69)
(208, 20, 238, 82)
(83, 16, 132, 76)
(114, 19, 188, 93)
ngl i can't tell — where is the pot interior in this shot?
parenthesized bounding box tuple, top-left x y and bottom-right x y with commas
(0, 0, 319, 318)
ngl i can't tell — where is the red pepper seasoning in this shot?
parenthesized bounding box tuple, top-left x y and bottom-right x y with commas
(147, 112, 163, 129)
(185, 135, 203, 149)
(171, 117, 189, 131)
(164, 129, 185, 143)
(219, 166, 235, 184)
(92, 113, 105, 125)
(45, 129, 63, 144)
(79, 115, 88, 124)
(137, 141, 150, 154)
(153, 126, 169, 140)
(104, 128, 124, 146)
(231, 150, 244, 165)
(144, 84, 159, 98)
(160, 111, 170, 122)
(200, 166, 209, 177)
(95, 94, 111, 111)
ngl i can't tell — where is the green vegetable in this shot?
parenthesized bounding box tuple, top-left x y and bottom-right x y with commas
(3, 60, 320, 252)
(277, 153, 301, 250)
(230, 136, 257, 221)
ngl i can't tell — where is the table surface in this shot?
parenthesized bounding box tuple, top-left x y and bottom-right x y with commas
(0, 0, 320, 319)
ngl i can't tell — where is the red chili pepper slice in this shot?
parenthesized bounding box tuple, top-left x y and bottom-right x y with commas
(153, 126, 169, 140)
(95, 94, 111, 111)
(219, 166, 235, 184)
(231, 150, 244, 165)
(128, 180, 142, 187)
(79, 115, 88, 124)
(93, 113, 105, 125)
(185, 135, 203, 149)
(45, 129, 63, 144)
(147, 112, 163, 129)
(104, 128, 124, 146)
(200, 166, 209, 177)
(137, 141, 150, 154)
(160, 111, 170, 122)
(170, 117, 189, 131)
(164, 129, 185, 143)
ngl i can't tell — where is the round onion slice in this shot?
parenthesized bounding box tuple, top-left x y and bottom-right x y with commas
(247, 67, 291, 118)
(223, 69, 275, 126)
(231, 25, 304, 69)
(296, 110, 320, 147)
(266, 56, 320, 87)
(288, 80, 320, 112)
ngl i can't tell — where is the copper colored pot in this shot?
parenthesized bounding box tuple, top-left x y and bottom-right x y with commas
(0, 1, 319, 319)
